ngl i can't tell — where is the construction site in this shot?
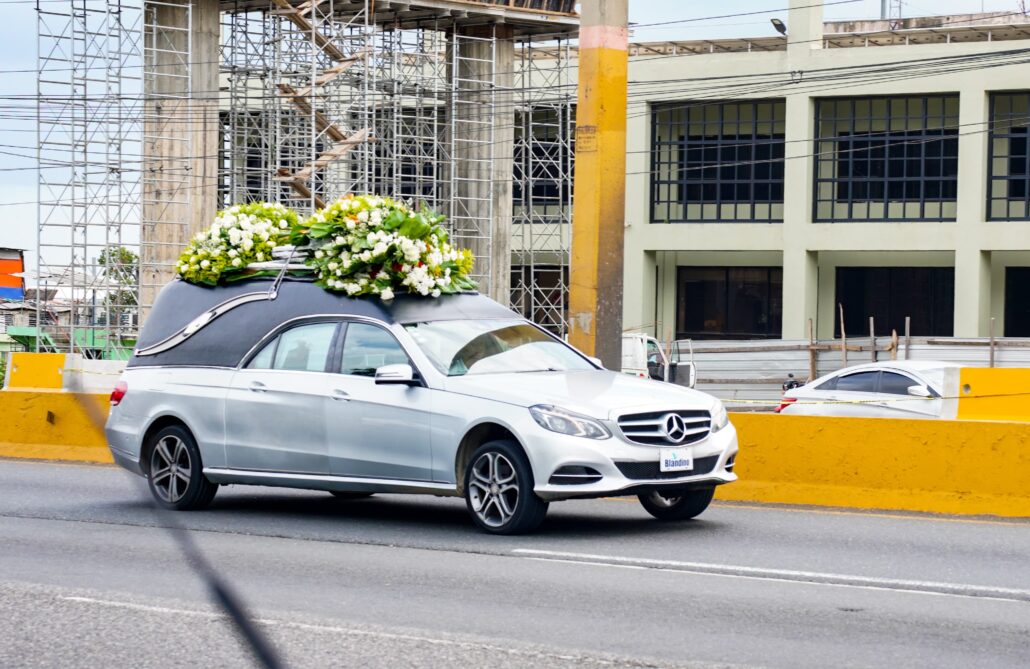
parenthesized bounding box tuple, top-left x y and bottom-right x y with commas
(32, 0, 577, 358)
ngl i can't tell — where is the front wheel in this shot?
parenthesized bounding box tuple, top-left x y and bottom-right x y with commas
(464, 440, 548, 535)
(145, 425, 218, 511)
(638, 488, 714, 521)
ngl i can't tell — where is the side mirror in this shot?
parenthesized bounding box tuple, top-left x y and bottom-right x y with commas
(375, 363, 418, 386)
(907, 384, 932, 398)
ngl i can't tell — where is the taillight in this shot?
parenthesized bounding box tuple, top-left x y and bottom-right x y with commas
(110, 381, 127, 406)
(774, 397, 797, 414)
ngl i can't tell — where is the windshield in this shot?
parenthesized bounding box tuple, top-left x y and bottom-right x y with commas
(404, 319, 595, 376)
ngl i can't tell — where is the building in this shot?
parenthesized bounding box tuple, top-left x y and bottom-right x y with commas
(621, 2, 1030, 342)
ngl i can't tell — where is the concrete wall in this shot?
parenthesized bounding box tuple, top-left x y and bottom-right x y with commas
(719, 413, 1030, 518)
(621, 1, 1030, 341)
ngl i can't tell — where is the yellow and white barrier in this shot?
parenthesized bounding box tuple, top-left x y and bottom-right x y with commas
(719, 413, 1030, 518)
(0, 390, 112, 463)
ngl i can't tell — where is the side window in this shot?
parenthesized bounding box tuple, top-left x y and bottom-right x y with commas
(247, 339, 276, 369)
(880, 371, 918, 395)
(340, 323, 409, 377)
(273, 323, 337, 372)
(816, 376, 837, 391)
(246, 322, 336, 372)
(835, 371, 880, 393)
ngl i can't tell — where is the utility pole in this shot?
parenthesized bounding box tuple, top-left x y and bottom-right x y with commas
(569, 0, 628, 369)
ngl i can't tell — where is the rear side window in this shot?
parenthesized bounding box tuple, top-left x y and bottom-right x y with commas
(880, 372, 918, 395)
(247, 322, 337, 372)
(816, 377, 838, 391)
(340, 323, 409, 377)
(835, 371, 880, 393)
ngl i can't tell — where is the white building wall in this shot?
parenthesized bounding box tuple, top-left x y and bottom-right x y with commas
(621, 1, 1030, 341)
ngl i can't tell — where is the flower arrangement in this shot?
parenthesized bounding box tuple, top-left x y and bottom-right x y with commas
(176, 202, 299, 285)
(297, 195, 477, 299)
(175, 196, 477, 300)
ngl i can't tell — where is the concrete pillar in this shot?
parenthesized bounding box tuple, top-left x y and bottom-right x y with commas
(140, 0, 219, 316)
(568, 0, 628, 368)
(452, 26, 515, 305)
(954, 87, 991, 336)
(780, 89, 818, 338)
(787, 0, 823, 54)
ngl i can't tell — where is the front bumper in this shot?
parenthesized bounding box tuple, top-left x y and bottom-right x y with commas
(525, 421, 739, 502)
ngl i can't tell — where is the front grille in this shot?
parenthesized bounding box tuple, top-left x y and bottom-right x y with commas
(617, 409, 711, 446)
(615, 455, 720, 480)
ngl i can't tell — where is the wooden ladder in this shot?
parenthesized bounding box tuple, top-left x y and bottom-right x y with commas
(270, 1, 371, 205)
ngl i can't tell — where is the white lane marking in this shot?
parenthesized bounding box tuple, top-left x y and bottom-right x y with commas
(55, 595, 657, 667)
(513, 549, 1030, 603)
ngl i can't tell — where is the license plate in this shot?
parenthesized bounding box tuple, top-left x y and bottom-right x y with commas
(659, 448, 693, 473)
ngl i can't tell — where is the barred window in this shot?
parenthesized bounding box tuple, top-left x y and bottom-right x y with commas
(814, 95, 959, 222)
(676, 267, 782, 340)
(513, 106, 574, 223)
(652, 100, 785, 223)
(988, 93, 1030, 220)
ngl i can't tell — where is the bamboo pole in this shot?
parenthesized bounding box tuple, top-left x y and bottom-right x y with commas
(890, 329, 898, 361)
(869, 316, 876, 362)
(989, 317, 996, 368)
(807, 318, 816, 381)
(904, 316, 911, 360)
(839, 303, 847, 367)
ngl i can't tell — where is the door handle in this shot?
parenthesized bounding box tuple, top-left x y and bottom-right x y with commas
(249, 381, 267, 393)
(330, 388, 350, 401)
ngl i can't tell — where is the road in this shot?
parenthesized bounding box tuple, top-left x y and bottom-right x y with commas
(0, 458, 1028, 669)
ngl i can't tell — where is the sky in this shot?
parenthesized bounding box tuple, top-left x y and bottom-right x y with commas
(0, 0, 1022, 274)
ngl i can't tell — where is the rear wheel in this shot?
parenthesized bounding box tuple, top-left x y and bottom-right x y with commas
(145, 425, 218, 511)
(464, 440, 548, 535)
(638, 488, 714, 521)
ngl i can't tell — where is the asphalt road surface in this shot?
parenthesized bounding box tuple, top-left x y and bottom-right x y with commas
(1, 458, 1028, 669)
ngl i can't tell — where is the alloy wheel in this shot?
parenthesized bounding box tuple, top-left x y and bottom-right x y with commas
(150, 435, 192, 504)
(468, 451, 519, 528)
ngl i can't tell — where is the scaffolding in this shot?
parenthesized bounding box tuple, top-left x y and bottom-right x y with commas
(36, 0, 577, 356)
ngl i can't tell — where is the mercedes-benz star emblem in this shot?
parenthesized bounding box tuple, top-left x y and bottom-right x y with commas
(662, 413, 687, 444)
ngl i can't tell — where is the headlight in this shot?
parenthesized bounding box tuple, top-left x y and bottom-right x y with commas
(529, 405, 611, 440)
(710, 400, 729, 433)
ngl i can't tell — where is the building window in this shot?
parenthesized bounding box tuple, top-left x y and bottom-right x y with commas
(652, 100, 785, 223)
(835, 267, 954, 337)
(1005, 267, 1030, 336)
(511, 264, 567, 335)
(676, 267, 782, 340)
(815, 96, 959, 222)
(988, 93, 1030, 220)
(513, 105, 574, 223)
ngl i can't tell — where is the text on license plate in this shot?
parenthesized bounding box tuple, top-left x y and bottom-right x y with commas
(659, 448, 693, 472)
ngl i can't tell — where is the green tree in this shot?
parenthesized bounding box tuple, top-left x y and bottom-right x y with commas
(96, 247, 139, 326)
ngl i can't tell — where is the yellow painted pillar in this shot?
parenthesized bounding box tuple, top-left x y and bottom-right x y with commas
(569, 0, 628, 368)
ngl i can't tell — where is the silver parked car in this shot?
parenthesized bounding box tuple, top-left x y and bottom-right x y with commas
(776, 360, 959, 419)
(106, 279, 737, 534)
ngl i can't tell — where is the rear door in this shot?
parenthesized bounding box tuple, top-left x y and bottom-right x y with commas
(831, 370, 891, 417)
(876, 370, 942, 418)
(224, 321, 339, 473)
(324, 321, 434, 481)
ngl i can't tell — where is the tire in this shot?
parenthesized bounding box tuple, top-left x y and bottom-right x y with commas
(638, 487, 714, 521)
(329, 491, 374, 500)
(464, 439, 548, 535)
(145, 425, 218, 511)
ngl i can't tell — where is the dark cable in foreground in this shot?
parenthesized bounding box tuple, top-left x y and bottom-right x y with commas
(68, 381, 284, 669)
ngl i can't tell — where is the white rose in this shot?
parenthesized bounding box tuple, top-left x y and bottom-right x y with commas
(335, 236, 346, 245)
(232, 258, 242, 267)
(315, 250, 324, 259)
(242, 239, 254, 251)
(256, 252, 265, 261)
(200, 259, 211, 268)
(380, 288, 394, 301)
(228, 249, 238, 258)
(357, 210, 369, 223)
(431, 289, 441, 298)
(328, 262, 338, 270)
(279, 220, 288, 229)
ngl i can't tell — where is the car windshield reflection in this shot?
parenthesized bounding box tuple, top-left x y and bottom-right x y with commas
(403, 319, 594, 376)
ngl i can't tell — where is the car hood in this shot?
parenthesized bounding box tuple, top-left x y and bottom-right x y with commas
(442, 369, 717, 420)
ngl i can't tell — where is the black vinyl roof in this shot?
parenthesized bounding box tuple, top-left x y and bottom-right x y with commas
(129, 278, 518, 368)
